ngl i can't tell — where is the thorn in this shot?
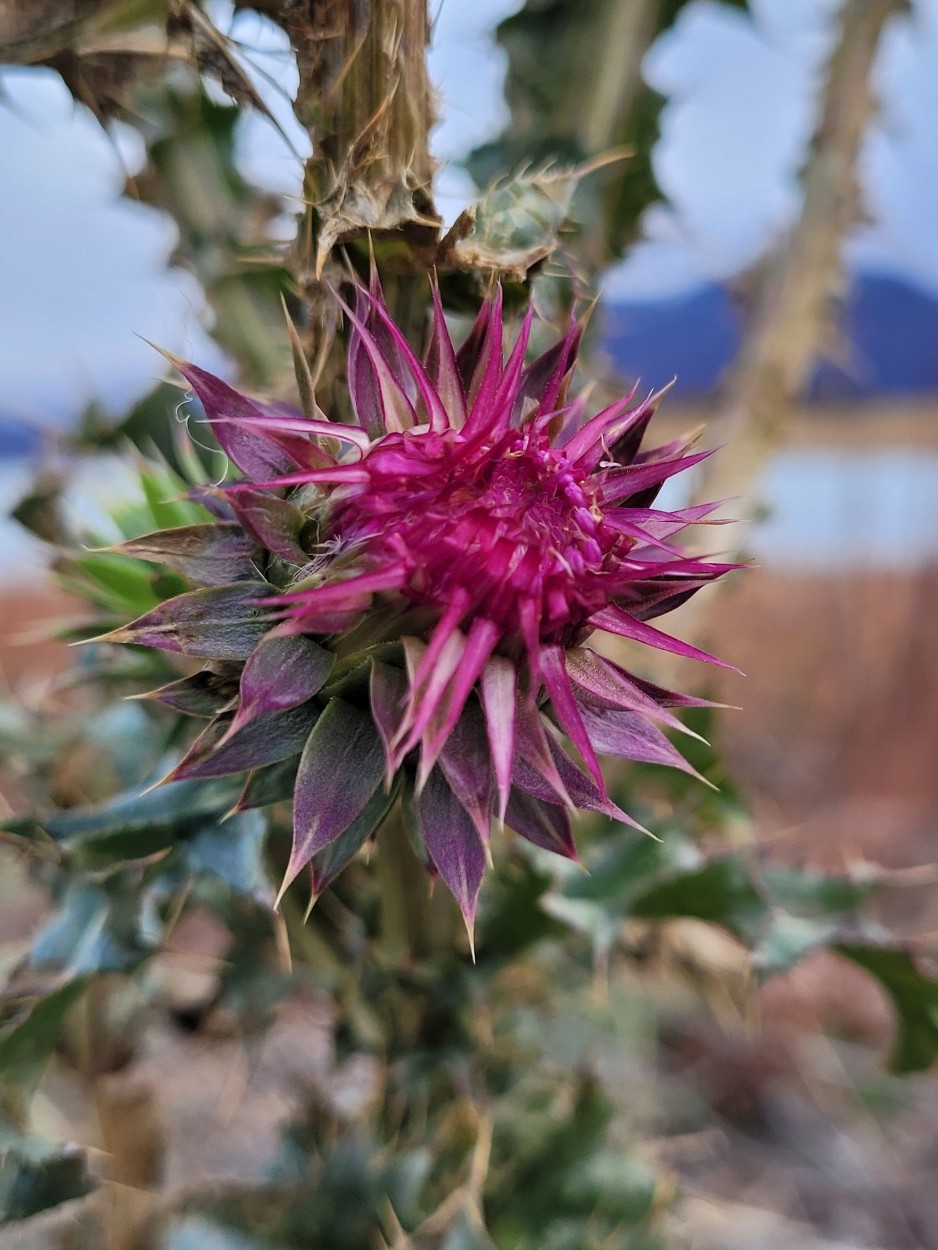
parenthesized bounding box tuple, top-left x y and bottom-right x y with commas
(281, 294, 320, 423)
(138, 770, 175, 797)
(414, 756, 431, 797)
(70, 626, 130, 648)
(79, 541, 122, 554)
(273, 908, 293, 975)
(274, 864, 299, 912)
(134, 334, 184, 370)
(215, 714, 248, 749)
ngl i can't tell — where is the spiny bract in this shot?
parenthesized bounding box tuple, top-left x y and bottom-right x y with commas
(112, 279, 739, 935)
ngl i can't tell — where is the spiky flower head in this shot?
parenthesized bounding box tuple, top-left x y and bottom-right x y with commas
(110, 278, 738, 936)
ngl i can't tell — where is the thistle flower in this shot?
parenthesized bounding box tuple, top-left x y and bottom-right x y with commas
(110, 279, 738, 936)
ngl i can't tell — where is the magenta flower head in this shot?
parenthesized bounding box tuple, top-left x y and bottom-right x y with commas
(111, 278, 738, 937)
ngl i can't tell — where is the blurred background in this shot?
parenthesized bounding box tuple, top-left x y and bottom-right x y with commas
(2, 1, 938, 1247)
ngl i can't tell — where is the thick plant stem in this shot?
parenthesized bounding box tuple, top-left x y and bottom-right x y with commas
(378, 817, 458, 964)
(688, 0, 906, 572)
(252, 0, 446, 958)
(251, 0, 440, 283)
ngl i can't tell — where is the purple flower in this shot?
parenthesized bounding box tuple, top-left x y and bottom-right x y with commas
(115, 279, 739, 936)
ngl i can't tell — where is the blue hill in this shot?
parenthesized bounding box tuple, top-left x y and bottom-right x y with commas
(0, 418, 41, 459)
(1, 270, 936, 458)
(600, 270, 938, 400)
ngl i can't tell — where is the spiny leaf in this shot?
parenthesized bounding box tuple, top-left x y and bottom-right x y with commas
(139, 669, 240, 718)
(41, 776, 236, 850)
(310, 783, 398, 898)
(166, 700, 319, 783)
(282, 699, 385, 903)
(111, 523, 259, 585)
(418, 769, 487, 943)
(31, 880, 154, 977)
(223, 488, 310, 563)
(232, 635, 334, 734)
(97, 582, 277, 660)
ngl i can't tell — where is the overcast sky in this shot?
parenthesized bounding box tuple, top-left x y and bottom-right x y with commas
(1, 0, 938, 428)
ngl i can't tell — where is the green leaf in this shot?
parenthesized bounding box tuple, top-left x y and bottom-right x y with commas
(11, 475, 68, 545)
(41, 776, 237, 859)
(453, 168, 583, 280)
(761, 865, 872, 917)
(542, 832, 699, 952)
(837, 942, 938, 1074)
(560, 1151, 657, 1225)
(31, 880, 154, 977)
(0, 981, 86, 1097)
(755, 912, 843, 977)
(479, 855, 559, 960)
(470, 0, 752, 273)
(185, 811, 269, 897)
(70, 552, 174, 615)
(0, 1136, 94, 1225)
(629, 856, 769, 945)
(140, 467, 207, 531)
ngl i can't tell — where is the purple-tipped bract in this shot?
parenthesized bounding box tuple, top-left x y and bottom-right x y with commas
(120, 278, 739, 937)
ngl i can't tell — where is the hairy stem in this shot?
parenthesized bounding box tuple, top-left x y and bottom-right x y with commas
(248, 0, 440, 283)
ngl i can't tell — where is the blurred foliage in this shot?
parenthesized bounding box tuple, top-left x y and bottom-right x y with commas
(2, 0, 937, 1246)
(3, 473, 938, 1238)
(0, 1134, 94, 1224)
(469, 0, 750, 279)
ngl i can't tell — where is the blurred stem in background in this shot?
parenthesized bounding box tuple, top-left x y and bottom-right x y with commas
(4, 3, 938, 1248)
(685, 0, 909, 584)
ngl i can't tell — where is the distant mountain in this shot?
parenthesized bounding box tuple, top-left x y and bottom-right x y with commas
(600, 270, 938, 401)
(0, 418, 41, 459)
(2, 270, 936, 458)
